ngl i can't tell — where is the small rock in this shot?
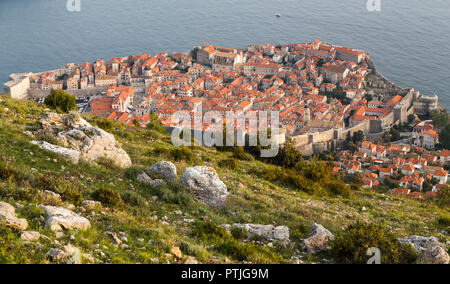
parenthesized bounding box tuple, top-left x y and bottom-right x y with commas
(171, 246, 182, 259)
(105, 231, 122, 245)
(137, 172, 165, 188)
(119, 232, 128, 243)
(81, 200, 101, 210)
(46, 248, 66, 262)
(20, 231, 42, 242)
(0, 201, 28, 231)
(43, 190, 62, 201)
(55, 232, 65, 239)
(184, 256, 198, 264)
(64, 245, 82, 264)
(303, 223, 335, 254)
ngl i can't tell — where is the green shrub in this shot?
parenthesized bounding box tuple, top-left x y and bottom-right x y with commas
(154, 182, 192, 206)
(0, 162, 16, 182)
(179, 241, 209, 261)
(192, 222, 281, 263)
(146, 114, 165, 134)
(96, 119, 114, 132)
(232, 147, 253, 161)
(170, 146, 200, 164)
(230, 227, 248, 240)
(326, 180, 354, 199)
(192, 222, 232, 242)
(124, 166, 142, 180)
(436, 186, 450, 208)
(218, 158, 239, 170)
(44, 89, 77, 113)
(92, 186, 122, 207)
(121, 191, 147, 207)
(332, 222, 418, 264)
(437, 214, 450, 229)
(54, 183, 82, 205)
(272, 138, 302, 168)
(0, 226, 27, 264)
(35, 176, 82, 205)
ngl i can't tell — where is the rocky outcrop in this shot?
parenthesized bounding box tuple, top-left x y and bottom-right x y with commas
(41, 205, 91, 231)
(303, 223, 334, 254)
(222, 224, 290, 243)
(31, 141, 81, 164)
(399, 236, 450, 264)
(180, 166, 228, 207)
(146, 161, 177, 181)
(0, 201, 28, 231)
(35, 112, 132, 168)
(137, 172, 165, 188)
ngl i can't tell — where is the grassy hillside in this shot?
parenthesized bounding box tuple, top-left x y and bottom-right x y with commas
(0, 95, 448, 264)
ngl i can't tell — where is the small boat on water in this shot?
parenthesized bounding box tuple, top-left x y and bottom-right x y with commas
(276, 13, 281, 18)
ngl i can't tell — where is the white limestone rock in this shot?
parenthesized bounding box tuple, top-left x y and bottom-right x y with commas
(137, 172, 165, 187)
(222, 224, 290, 243)
(31, 141, 81, 164)
(303, 223, 335, 254)
(41, 205, 91, 231)
(0, 201, 28, 231)
(399, 236, 450, 264)
(36, 112, 132, 168)
(20, 231, 43, 242)
(180, 166, 228, 207)
(146, 161, 177, 181)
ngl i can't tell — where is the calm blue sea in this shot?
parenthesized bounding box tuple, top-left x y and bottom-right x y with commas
(1, 0, 449, 107)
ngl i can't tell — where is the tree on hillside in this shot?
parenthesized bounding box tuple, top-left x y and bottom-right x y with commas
(44, 89, 77, 113)
(431, 111, 449, 130)
(438, 124, 450, 149)
(352, 130, 365, 144)
(146, 113, 165, 133)
(273, 138, 303, 169)
(436, 186, 450, 208)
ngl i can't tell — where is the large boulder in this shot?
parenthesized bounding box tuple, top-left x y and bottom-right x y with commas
(399, 236, 450, 264)
(41, 205, 91, 231)
(303, 223, 335, 254)
(31, 141, 80, 164)
(180, 166, 228, 207)
(222, 224, 290, 243)
(0, 201, 28, 231)
(146, 161, 177, 181)
(36, 113, 132, 168)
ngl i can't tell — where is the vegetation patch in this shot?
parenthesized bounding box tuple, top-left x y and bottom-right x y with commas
(92, 186, 123, 207)
(331, 222, 418, 264)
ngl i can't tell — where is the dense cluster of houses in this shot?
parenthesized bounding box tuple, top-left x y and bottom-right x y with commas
(28, 40, 383, 132)
(334, 120, 449, 198)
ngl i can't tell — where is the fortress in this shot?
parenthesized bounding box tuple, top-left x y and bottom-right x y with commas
(292, 88, 441, 155)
